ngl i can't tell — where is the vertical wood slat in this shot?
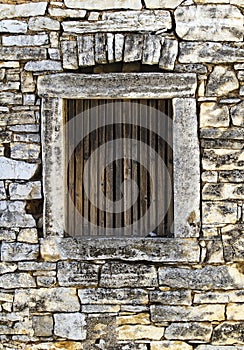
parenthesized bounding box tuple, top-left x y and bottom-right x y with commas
(66, 98, 173, 237)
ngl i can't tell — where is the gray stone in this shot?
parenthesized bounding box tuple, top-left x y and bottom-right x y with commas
(203, 201, 238, 224)
(203, 183, 244, 201)
(100, 262, 158, 288)
(32, 315, 53, 337)
(0, 229, 16, 241)
(0, 211, 36, 228)
(200, 102, 229, 128)
(78, 288, 148, 305)
(17, 228, 38, 243)
(62, 10, 171, 33)
(219, 170, 244, 183)
(158, 264, 244, 290)
(0, 2, 47, 20)
(49, 8, 86, 18)
(24, 60, 62, 72)
(0, 181, 6, 200)
(175, 5, 243, 41)
(14, 288, 80, 312)
(124, 34, 144, 62)
(115, 34, 124, 62)
(21, 71, 35, 93)
(37, 276, 56, 287)
(107, 33, 114, 63)
(0, 262, 17, 274)
(0, 20, 27, 33)
(10, 143, 40, 160)
(0, 273, 36, 289)
(95, 33, 107, 64)
(0, 92, 22, 105)
(159, 38, 178, 71)
(212, 322, 244, 345)
(196, 346, 244, 350)
(57, 261, 98, 287)
(206, 66, 239, 97)
(0, 81, 19, 91)
(165, 322, 212, 341)
(64, 0, 142, 9)
(9, 181, 41, 200)
(13, 134, 40, 143)
(1, 242, 39, 262)
(142, 34, 161, 65)
(18, 261, 55, 271)
(151, 304, 225, 322)
(202, 149, 244, 171)
(222, 225, 244, 262)
(61, 40, 78, 70)
(231, 101, 244, 127)
(194, 290, 244, 304)
(145, 0, 184, 8)
(2, 34, 49, 47)
(54, 313, 86, 340)
(28, 16, 60, 31)
(0, 47, 46, 61)
(82, 304, 120, 313)
(179, 42, 244, 64)
(151, 341, 193, 350)
(77, 35, 95, 67)
(149, 290, 192, 305)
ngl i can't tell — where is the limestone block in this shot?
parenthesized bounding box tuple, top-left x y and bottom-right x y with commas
(1, 242, 39, 261)
(200, 102, 229, 128)
(115, 34, 124, 62)
(0, 82, 20, 91)
(179, 42, 244, 64)
(0, 262, 17, 274)
(10, 143, 40, 160)
(0, 20, 27, 33)
(164, 322, 212, 341)
(212, 322, 244, 345)
(0, 292, 14, 302)
(28, 16, 60, 31)
(9, 181, 42, 200)
(61, 41, 78, 70)
(0, 181, 6, 200)
(54, 313, 86, 340)
(118, 325, 164, 340)
(82, 304, 120, 313)
(49, 8, 86, 17)
(203, 201, 237, 224)
(48, 48, 61, 60)
(24, 343, 83, 350)
(206, 66, 239, 97)
(159, 38, 178, 71)
(0, 211, 36, 228)
(2, 34, 49, 47)
(151, 304, 225, 322)
(149, 290, 192, 305)
(222, 224, 244, 262)
(8, 125, 39, 133)
(194, 290, 244, 304)
(158, 264, 244, 290)
(107, 33, 114, 63)
(116, 313, 150, 325)
(202, 171, 218, 183)
(205, 240, 224, 264)
(151, 341, 193, 350)
(100, 262, 158, 287)
(62, 10, 172, 33)
(175, 5, 243, 41)
(196, 346, 244, 350)
(0, 47, 47, 61)
(203, 183, 244, 201)
(231, 101, 244, 127)
(13, 134, 40, 144)
(124, 34, 144, 62)
(145, 0, 184, 8)
(18, 261, 55, 271)
(0, 2, 47, 20)
(21, 71, 35, 93)
(0, 273, 36, 289)
(240, 86, 244, 96)
(227, 304, 244, 321)
(24, 60, 62, 72)
(37, 276, 56, 287)
(57, 261, 98, 287)
(78, 288, 148, 305)
(14, 288, 80, 312)
(0, 229, 16, 241)
(202, 149, 244, 170)
(33, 315, 53, 337)
(64, 0, 142, 9)
(95, 33, 107, 64)
(220, 170, 244, 183)
(142, 34, 161, 65)
(77, 35, 95, 67)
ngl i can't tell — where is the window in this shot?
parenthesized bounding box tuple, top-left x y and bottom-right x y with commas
(38, 72, 200, 239)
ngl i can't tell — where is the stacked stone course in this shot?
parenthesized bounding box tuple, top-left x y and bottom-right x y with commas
(0, 0, 243, 349)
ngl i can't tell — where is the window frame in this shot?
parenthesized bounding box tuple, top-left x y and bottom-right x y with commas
(38, 72, 200, 239)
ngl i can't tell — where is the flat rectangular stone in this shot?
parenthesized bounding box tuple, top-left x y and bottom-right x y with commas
(82, 304, 120, 313)
(0, 157, 38, 180)
(0, 273, 36, 289)
(77, 35, 95, 67)
(38, 73, 197, 98)
(62, 10, 171, 33)
(0, 20, 27, 33)
(95, 33, 107, 64)
(124, 34, 144, 62)
(203, 201, 238, 224)
(196, 346, 244, 350)
(179, 42, 244, 64)
(142, 34, 161, 65)
(202, 149, 244, 170)
(212, 322, 244, 345)
(159, 38, 178, 71)
(203, 183, 244, 200)
(219, 170, 244, 183)
(28, 16, 60, 31)
(118, 325, 164, 340)
(0, 2, 47, 20)
(145, 0, 183, 8)
(10, 143, 40, 160)
(222, 224, 244, 262)
(61, 40, 79, 70)
(57, 261, 99, 287)
(0, 82, 19, 91)
(0, 47, 46, 61)
(1, 242, 39, 262)
(49, 8, 86, 17)
(165, 322, 212, 342)
(2, 34, 49, 47)
(64, 0, 142, 9)
(24, 60, 62, 72)
(194, 290, 244, 304)
(149, 290, 192, 305)
(115, 34, 124, 62)
(9, 181, 42, 200)
(151, 341, 193, 350)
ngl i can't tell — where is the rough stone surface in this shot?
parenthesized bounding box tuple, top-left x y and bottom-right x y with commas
(222, 225, 244, 262)
(9, 181, 42, 200)
(231, 101, 244, 127)
(57, 261, 99, 287)
(0, 2, 47, 20)
(212, 322, 244, 345)
(0, 20, 27, 33)
(25, 60, 62, 72)
(159, 38, 178, 71)
(202, 201, 238, 224)
(118, 325, 165, 340)
(0, 273, 36, 289)
(149, 290, 192, 305)
(28, 17, 60, 31)
(165, 322, 212, 341)
(33, 315, 53, 337)
(54, 313, 86, 340)
(200, 102, 229, 128)
(206, 66, 239, 96)
(64, 0, 142, 9)
(2, 34, 49, 47)
(145, 0, 184, 8)
(151, 341, 193, 350)
(1, 242, 39, 261)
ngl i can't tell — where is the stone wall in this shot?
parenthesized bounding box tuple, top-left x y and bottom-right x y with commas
(0, 0, 243, 349)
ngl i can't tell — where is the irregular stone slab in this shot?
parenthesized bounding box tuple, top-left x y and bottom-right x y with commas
(149, 290, 192, 305)
(10, 143, 40, 160)
(145, 0, 183, 8)
(54, 313, 86, 340)
(151, 304, 225, 322)
(49, 8, 86, 18)
(9, 181, 42, 200)
(18, 261, 55, 271)
(57, 261, 98, 287)
(24, 342, 83, 350)
(62, 10, 171, 33)
(25, 60, 62, 72)
(2, 34, 48, 47)
(0, 81, 19, 91)
(158, 264, 244, 290)
(227, 303, 244, 321)
(95, 33, 107, 64)
(159, 38, 178, 71)
(0, 181, 6, 200)
(212, 322, 244, 345)
(0, 273, 35, 289)
(206, 66, 239, 96)
(0, 2, 47, 20)
(100, 262, 158, 287)
(65, 0, 142, 9)
(38, 73, 197, 98)
(202, 149, 244, 171)
(124, 34, 144, 62)
(179, 42, 244, 64)
(175, 5, 243, 41)
(200, 102, 229, 128)
(115, 34, 124, 62)
(0, 47, 46, 61)
(196, 346, 244, 350)
(61, 40, 79, 70)
(203, 201, 237, 224)
(107, 33, 114, 63)
(116, 313, 150, 325)
(142, 34, 161, 65)
(0, 20, 27, 33)
(14, 288, 80, 312)
(28, 16, 60, 31)
(40, 237, 199, 262)
(0, 262, 17, 274)
(0, 211, 36, 228)
(165, 322, 212, 341)
(78, 288, 148, 305)
(1, 242, 39, 261)
(77, 35, 95, 67)
(222, 224, 244, 262)
(201, 127, 244, 142)
(118, 325, 164, 340)
(231, 101, 244, 127)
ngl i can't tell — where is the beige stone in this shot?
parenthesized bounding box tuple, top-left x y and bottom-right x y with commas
(64, 0, 142, 9)
(206, 66, 239, 96)
(164, 322, 212, 341)
(200, 102, 229, 128)
(227, 303, 244, 320)
(202, 149, 244, 171)
(118, 325, 164, 340)
(202, 201, 237, 224)
(18, 228, 38, 244)
(212, 322, 244, 345)
(151, 341, 193, 350)
(24, 342, 83, 350)
(230, 101, 244, 127)
(203, 183, 244, 200)
(116, 313, 150, 325)
(194, 290, 244, 304)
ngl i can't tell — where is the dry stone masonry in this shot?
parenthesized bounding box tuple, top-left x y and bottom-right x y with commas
(0, 0, 243, 349)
